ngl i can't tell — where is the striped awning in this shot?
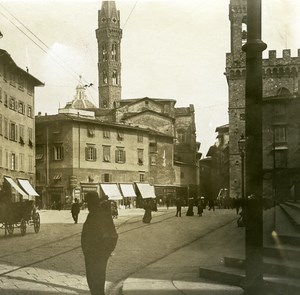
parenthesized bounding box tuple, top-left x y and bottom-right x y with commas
(100, 183, 123, 200)
(4, 176, 28, 197)
(136, 183, 156, 199)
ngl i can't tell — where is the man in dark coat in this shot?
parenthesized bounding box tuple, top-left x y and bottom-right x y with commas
(71, 198, 80, 224)
(81, 191, 118, 295)
(175, 197, 182, 217)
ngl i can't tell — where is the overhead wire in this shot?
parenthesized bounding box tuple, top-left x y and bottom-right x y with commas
(122, 1, 138, 30)
(0, 3, 98, 105)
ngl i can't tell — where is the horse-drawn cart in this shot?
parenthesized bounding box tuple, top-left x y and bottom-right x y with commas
(0, 176, 40, 236)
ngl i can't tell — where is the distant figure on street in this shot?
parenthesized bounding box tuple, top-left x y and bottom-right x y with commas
(175, 197, 182, 217)
(166, 197, 170, 209)
(71, 198, 80, 224)
(81, 191, 118, 295)
(142, 199, 152, 223)
(110, 201, 118, 219)
(197, 197, 204, 216)
(208, 199, 215, 211)
(186, 198, 194, 216)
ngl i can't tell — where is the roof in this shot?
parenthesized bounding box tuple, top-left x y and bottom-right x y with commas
(0, 49, 44, 86)
(215, 124, 229, 132)
(119, 97, 176, 106)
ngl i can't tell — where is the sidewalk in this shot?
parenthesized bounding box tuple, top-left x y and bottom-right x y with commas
(121, 212, 245, 295)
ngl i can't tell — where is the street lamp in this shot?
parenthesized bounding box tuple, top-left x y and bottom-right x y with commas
(238, 134, 246, 199)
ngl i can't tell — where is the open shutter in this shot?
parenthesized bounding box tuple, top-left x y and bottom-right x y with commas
(85, 147, 89, 160)
(115, 150, 118, 163)
(123, 151, 126, 163)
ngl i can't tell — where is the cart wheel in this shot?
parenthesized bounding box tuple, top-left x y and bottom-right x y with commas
(20, 219, 27, 236)
(33, 213, 40, 233)
(6, 223, 14, 235)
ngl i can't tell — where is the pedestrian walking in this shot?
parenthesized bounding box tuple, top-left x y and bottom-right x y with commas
(166, 196, 170, 209)
(175, 197, 182, 217)
(186, 198, 195, 216)
(197, 197, 204, 216)
(71, 198, 80, 224)
(142, 199, 152, 223)
(208, 199, 215, 211)
(81, 191, 118, 295)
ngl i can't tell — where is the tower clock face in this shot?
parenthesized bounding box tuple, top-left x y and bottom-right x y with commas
(112, 17, 117, 23)
(101, 17, 106, 23)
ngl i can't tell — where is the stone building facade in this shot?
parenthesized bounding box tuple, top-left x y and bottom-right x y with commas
(226, 0, 300, 201)
(35, 0, 200, 208)
(0, 49, 43, 200)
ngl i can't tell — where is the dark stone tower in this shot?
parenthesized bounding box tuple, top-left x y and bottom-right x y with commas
(226, 0, 247, 199)
(226, 0, 300, 201)
(96, 1, 122, 108)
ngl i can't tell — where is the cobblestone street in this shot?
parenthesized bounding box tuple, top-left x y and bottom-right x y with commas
(0, 207, 238, 294)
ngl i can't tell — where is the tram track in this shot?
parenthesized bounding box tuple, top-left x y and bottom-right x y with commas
(0, 209, 178, 277)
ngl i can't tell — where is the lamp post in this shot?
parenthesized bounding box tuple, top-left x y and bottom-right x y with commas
(242, 0, 266, 293)
(238, 134, 246, 199)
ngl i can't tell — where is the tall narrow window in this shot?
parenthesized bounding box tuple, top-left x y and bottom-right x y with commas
(19, 125, 24, 144)
(53, 145, 64, 161)
(102, 45, 107, 61)
(274, 126, 286, 144)
(103, 71, 108, 84)
(85, 145, 97, 161)
(103, 128, 110, 138)
(138, 149, 144, 165)
(4, 118, 8, 138)
(103, 145, 111, 162)
(139, 173, 145, 182)
(117, 130, 124, 141)
(11, 153, 16, 171)
(5, 150, 8, 168)
(137, 132, 143, 142)
(111, 43, 117, 61)
(112, 70, 118, 85)
(9, 122, 17, 141)
(27, 105, 32, 118)
(115, 148, 126, 163)
(19, 153, 24, 171)
(9, 97, 16, 110)
(28, 155, 33, 172)
(28, 127, 33, 147)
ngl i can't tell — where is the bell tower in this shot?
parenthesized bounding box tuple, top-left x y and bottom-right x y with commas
(226, 0, 247, 199)
(96, 1, 122, 108)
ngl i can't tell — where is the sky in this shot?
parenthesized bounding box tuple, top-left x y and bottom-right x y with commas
(0, 0, 300, 155)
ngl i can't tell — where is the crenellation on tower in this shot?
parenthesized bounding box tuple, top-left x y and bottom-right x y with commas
(226, 0, 300, 199)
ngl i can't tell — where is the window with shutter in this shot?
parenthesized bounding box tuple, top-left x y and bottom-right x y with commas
(115, 148, 125, 163)
(86, 146, 97, 161)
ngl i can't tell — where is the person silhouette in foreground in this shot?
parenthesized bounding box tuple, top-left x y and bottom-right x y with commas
(81, 191, 118, 295)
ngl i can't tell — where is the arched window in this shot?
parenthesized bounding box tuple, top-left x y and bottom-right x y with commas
(102, 45, 107, 61)
(103, 71, 108, 84)
(103, 100, 107, 108)
(111, 43, 117, 61)
(242, 16, 247, 45)
(112, 70, 118, 85)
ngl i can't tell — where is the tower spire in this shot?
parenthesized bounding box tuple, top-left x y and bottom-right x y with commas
(96, 1, 122, 109)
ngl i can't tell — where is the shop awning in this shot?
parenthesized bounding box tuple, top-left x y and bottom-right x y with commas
(136, 183, 156, 199)
(100, 184, 123, 200)
(119, 184, 137, 198)
(4, 176, 28, 197)
(17, 179, 39, 197)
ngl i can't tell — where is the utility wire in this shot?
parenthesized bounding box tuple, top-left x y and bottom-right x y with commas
(122, 1, 138, 30)
(0, 4, 98, 105)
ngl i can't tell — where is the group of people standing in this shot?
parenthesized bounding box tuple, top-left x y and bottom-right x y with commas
(175, 196, 205, 217)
